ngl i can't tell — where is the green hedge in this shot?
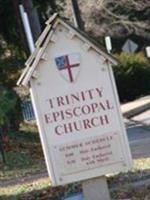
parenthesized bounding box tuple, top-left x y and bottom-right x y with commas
(113, 53, 150, 102)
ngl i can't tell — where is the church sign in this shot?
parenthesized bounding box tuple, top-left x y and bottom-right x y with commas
(17, 14, 132, 186)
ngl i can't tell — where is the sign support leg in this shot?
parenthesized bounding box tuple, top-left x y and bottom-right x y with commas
(82, 176, 111, 200)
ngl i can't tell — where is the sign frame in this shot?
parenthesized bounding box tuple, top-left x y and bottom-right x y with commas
(18, 16, 132, 186)
(29, 59, 132, 186)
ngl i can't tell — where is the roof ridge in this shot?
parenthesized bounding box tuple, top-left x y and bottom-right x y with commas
(17, 14, 118, 87)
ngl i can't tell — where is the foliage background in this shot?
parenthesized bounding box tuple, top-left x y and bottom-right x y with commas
(113, 53, 150, 102)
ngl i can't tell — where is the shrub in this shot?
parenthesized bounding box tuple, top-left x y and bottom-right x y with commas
(113, 52, 150, 102)
(0, 86, 18, 126)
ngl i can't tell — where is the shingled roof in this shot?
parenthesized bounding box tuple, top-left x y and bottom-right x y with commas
(17, 13, 118, 87)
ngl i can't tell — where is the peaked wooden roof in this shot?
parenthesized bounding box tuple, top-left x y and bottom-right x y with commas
(17, 13, 118, 87)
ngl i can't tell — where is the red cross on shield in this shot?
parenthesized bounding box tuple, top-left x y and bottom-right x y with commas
(55, 53, 81, 83)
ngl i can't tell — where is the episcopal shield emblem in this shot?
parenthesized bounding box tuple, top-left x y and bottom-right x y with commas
(55, 53, 80, 82)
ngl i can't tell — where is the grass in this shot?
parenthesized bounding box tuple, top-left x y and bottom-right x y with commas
(111, 185, 150, 200)
(0, 127, 46, 181)
(0, 183, 82, 200)
(0, 122, 150, 199)
(0, 177, 50, 198)
(0, 157, 150, 199)
(0, 179, 81, 200)
(134, 158, 150, 170)
(107, 158, 150, 187)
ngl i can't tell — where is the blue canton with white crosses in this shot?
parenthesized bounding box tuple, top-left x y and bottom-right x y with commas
(55, 56, 66, 70)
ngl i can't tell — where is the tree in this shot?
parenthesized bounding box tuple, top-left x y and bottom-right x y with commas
(22, 0, 41, 41)
(70, 0, 84, 30)
(12, 0, 28, 53)
(64, 0, 150, 39)
(0, 86, 18, 126)
(113, 53, 150, 101)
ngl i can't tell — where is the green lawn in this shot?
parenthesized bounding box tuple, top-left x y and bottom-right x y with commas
(0, 127, 46, 181)
(0, 157, 150, 200)
(0, 123, 150, 200)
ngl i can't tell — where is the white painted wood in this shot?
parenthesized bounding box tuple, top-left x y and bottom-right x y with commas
(22, 22, 58, 86)
(45, 13, 58, 25)
(30, 86, 56, 184)
(18, 17, 132, 186)
(23, 23, 132, 186)
(82, 177, 111, 200)
(41, 52, 48, 61)
(22, 48, 43, 86)
(50, 34, 58, 43)
(82, 43, 91, 51)
(67, 30, 76, 40)
(17, 65, 30, 86)
(18, 18, 118, 86)
(35, 25, 51, 47)
(32, 70, 38, 78)
(17, 47, 40, 86)
(25, 47, 40, 66)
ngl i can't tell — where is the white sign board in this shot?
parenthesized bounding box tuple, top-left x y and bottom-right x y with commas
(28, 22, 132, 186)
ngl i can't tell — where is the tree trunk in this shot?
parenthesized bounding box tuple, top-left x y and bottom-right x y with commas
(71, 0, 84, 30)
(50, 0, 57, 13)
(12, 0, 28, 54)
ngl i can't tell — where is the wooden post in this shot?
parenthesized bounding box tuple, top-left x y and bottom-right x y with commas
(12, 0, 29, 54)
(0, 132, 6, 164)
(82, 176, 111, 200)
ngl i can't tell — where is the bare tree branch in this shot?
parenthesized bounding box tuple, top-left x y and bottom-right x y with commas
(64, 0, 150, 39)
